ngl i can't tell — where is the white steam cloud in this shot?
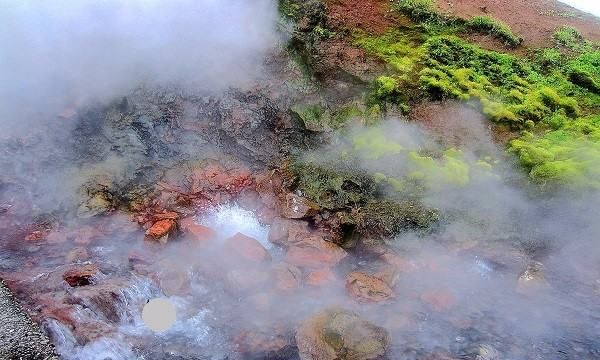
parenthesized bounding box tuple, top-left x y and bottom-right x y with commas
(0, 0, 277, 134)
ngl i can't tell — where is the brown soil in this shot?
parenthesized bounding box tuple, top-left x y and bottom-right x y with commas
(325, 0, 400, 34)
(437, 0, 600, 48)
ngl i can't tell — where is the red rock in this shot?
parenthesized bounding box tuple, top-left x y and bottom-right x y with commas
(225, 232, 271, 262)
(346, 271, 394, 303)
(381, 253, 418, 273)
(374, 265, 399, 288)
(25, 230, 49, 242)
(65, 247, 90, 263)
(273, 263, 302, 292)
(151, 211, 179, 221)
(180, 217, 216, 244)
(66, 280, 128, 322)
(305, 268, 336, 287)
(63, 264, 99, 287)
(145, 219, 177, 243)
(281, 193, 319, 219)
(158, 267, 190, 296)
(285, 237, 347, 269)
(420, 290, 456, 312)
(267, 217, 310, 247)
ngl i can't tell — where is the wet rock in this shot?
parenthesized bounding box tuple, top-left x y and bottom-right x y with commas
(285, 236, 347, 269)
(225, 232, 271, 263)
(420, 290, 456, 312)
(305, 268, 336, 287)
(127, 249, 155, 267)
(281, 193, 319, 219)
(296, 308, 389, 360)
(226, 269, 271, 293)
(346, 271, 394, 303)
(273, 263, 302, 292)
(145, 219, 177, 244)
(381, 253, 418, 273)
(65, 247, 90, 263)
(268, 217, 310, 247)
(66, 281, 128, 323)
(63, 264, 99, 287)
(180, 217, 216, 244)
(234, 326, 296, 360)
(515, 261, 549, 295)
(158, 266, 190, 296)
(373, 265, 399, 288)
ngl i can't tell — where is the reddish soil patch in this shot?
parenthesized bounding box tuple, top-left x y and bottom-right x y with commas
(325, 0, 399, 34)
(437, 0, 600, 48)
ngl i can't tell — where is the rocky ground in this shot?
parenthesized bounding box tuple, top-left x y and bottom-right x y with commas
(1, 0, 600, 359)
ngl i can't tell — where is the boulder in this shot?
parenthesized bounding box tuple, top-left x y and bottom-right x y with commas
(273, 263, 302, 292)
(66, 280, 129, 323)
(63, 264, 99, 287)
(180, 217, 216, 244)
(516, 261, 549, 295)
(268, 217, 310, 247)
(305, 268, 336, 287)
(285, 236, 347, 269)
(296, 308, 389, 360)
(345, 271, 394, 303)
(145, 219, 177, 244)
(281, 193, 319, 219)
(225, 233, 272, 263)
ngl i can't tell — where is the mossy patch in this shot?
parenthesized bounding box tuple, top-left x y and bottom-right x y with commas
(465, 16, 522, 48)
(356, 199, 438, 238)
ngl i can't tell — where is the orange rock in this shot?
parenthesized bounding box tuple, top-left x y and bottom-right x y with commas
(267, 217, 310, 247)
(420, 290, 456, 312)
(273, 263, 302, 292)
(346, 271, 394, 303)
(381, 253, 418, 273)
(63, 264, 99, 287)
(145, 219, 177, 243)
(305, 268, 336, 287)
(285, 237, 346, 269)
(225, 232, 271, 263)
(180, 217, 216, 244)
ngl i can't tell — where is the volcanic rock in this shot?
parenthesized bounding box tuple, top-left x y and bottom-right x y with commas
(268, 217, 310, 247)
(225, 232, 271, 263)
(345, 271, 394, 303)
(273, 262, 302, 292)
(145, 219, 177, 244)
(62, 264, 99, 287)
(296, 308, 389, 360)
(305, 268, 337, 287)
(285, 236, 347, 269)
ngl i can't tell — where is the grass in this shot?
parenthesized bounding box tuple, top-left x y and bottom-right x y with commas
(393, 0, 440, 23)
(465, 16, 522, 48)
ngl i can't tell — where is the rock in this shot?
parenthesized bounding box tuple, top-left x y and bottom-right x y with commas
(145, 219, 177, 244)
(380, 253, 418, 273)
(515, 261, 549, 295)
(157, 260, 190, 296)
(420, 290, 456, 312)
(66, 280, 129, 323)
(225, 232, 271, 263)
(268, 217, 310, 247)
(296, 308, 389, 360)
(65, 247, 90, 263)
(180, 217, 216, 244)
(285, 236, 347, 269)
(281, 193, 319, 219)
(62, 264, 99, 287)
(273, 263, 302, 292)
(77, 193, 112, 218)
(305, 268, 336, 287)
(345, 271, 394, 303)
(373, 265, 399, 288)
(226, 269, 271, 293)
(234, 326, 295, 359)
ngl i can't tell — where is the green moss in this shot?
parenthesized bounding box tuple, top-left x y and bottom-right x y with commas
(356, 199, 438, 238)
(509, 115, 600, 188)
(465, 16, 522, 48)
(393, 0, 439, 23)
(278, 0, 301, 20)
(567, 51, 600, 94)
(290, 162, 376, 210)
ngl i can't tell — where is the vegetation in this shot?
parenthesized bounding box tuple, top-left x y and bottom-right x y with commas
(465, 16, 522, 47)
(393, 0, 440, 23)
(356, 199, 439, 238)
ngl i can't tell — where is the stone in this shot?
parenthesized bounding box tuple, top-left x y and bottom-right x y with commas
(267, 217, 310, 247)
(285, 236, 347, 270)
(234, 326, 294, 359)
(65, 247, 90, 263)
(180, 217, 216, 244)
(66, 281, 128, 322)
(145, 219, 177, 244)
(346, 271, 394, 303)
(273, 263, 302, 292)
(63, 264, 99, 287)
(305, 268, 336, 287)
(420, 290, 456, 312)
(225, 232, 271, 263)
(380, 253, 418, 273)
(515, 261, 550, 295)
(281, 193, 319, 219)
(296, 308, 389, 360)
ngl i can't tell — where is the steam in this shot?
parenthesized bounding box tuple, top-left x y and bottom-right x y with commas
(0, 0, 277, 135)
